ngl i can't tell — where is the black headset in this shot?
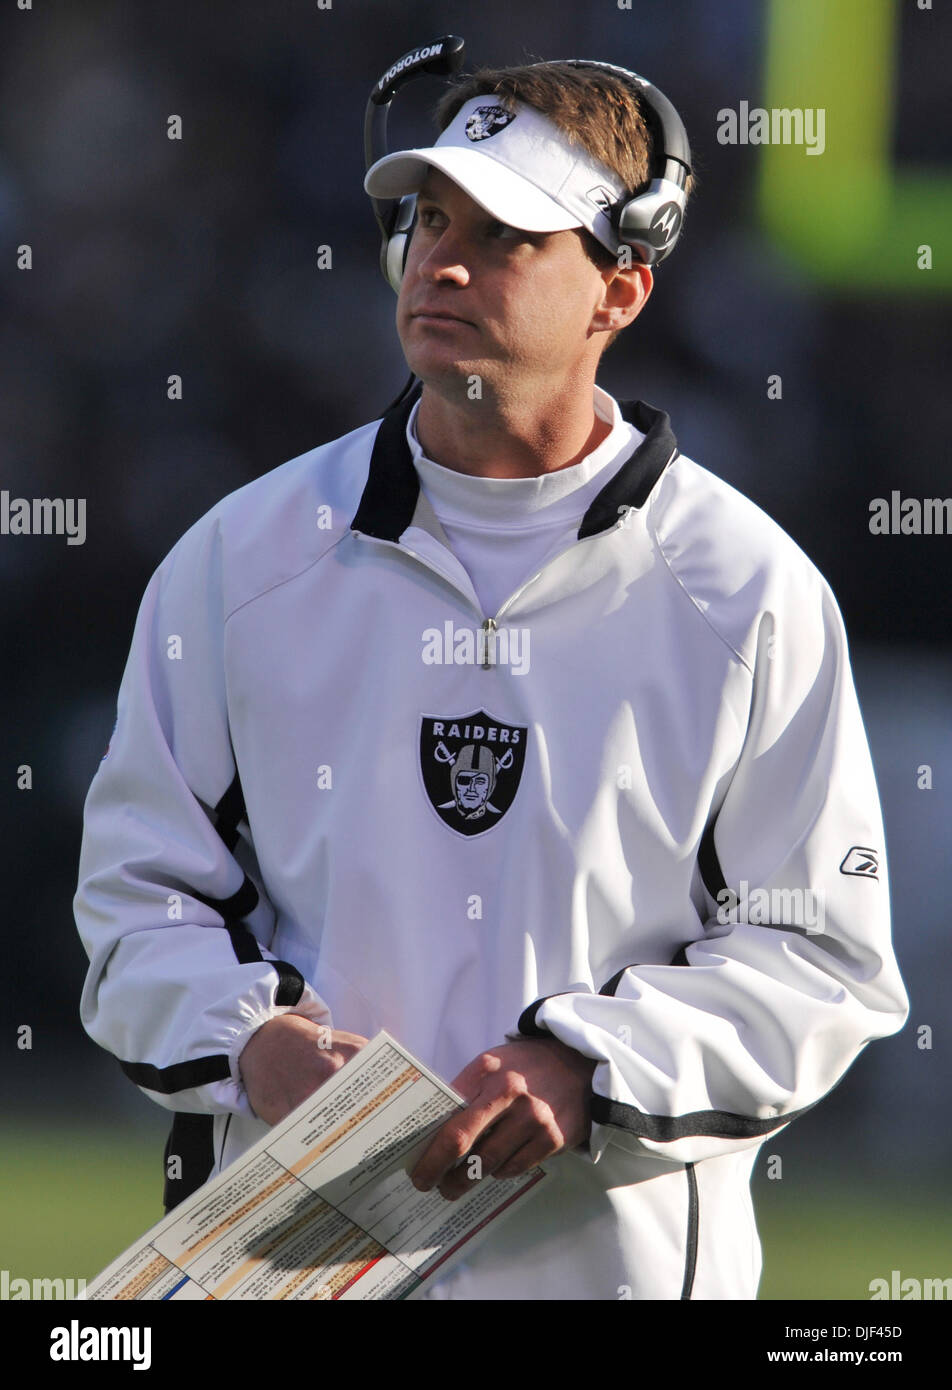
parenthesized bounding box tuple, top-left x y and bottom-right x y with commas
(364, 36, 692, 297)
(547, 59, 692, 266)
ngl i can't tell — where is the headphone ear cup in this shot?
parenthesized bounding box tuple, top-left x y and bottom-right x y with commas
(384, 195, 418, 293)
(616, 178, 687, 265)
(385, 232, 408, 292)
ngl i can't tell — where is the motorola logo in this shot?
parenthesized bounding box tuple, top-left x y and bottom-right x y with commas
(648, 202, 682, 247)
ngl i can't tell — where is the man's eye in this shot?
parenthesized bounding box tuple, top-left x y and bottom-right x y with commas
(488, 220, 521, 240)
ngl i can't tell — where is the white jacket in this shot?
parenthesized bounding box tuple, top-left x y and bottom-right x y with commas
(74, 386, 909, 1300)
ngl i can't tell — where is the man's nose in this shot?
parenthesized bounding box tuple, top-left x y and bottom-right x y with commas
(417, 227, 471, 286)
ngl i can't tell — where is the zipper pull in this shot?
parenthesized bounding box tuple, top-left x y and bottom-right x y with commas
(481, 617, 497, 669)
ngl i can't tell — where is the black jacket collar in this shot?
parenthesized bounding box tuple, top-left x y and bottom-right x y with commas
(350, 381, 678, 543)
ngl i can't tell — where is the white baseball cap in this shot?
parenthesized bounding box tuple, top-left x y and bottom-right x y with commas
(363, 95, 628, 255)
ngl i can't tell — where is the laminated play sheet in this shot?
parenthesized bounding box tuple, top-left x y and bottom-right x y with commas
(82, 1030, 549, 1300)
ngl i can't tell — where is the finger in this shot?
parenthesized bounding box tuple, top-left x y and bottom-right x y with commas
(435, 1126, 549, 1201)
(435, 1151, 491, 1202)
(459, 1111, 533, 1179)
(445, 1053, 502, 1104)
(491, 1134, 556, 1179)
(433, 1108, 541, 1201)
(409, 1091, 514, 1191)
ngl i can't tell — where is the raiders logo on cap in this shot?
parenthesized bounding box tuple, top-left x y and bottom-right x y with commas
(464, 104, 516, 142)
(420, 711, 527, 836)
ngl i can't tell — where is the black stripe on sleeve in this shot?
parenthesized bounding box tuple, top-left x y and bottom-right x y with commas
(599, 965, 630, 997)
(193, 875, 260, 921)
(225, 923, 305, 1006)
(120, 1053, 232, 1094)
(217, 1113, 233, 1171)
(227, 922, 264, 966)
(599, 937, 691, 996)
(516, 1000, 549, 1037)
(163, 1113, 215, 1213)
(698, 816, 732, 906)
(120, 776, 305, 1105)
(516, 990, 580, 1037)
(213, 770, 246, 852)
(212, 779, 306, 1006)
(680, 1164, 699, 1300)
(274, 962, 306, 1007)
(590, 1093, 816, 1142)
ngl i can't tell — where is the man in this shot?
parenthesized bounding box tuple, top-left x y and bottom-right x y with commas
(74, 60, 908, 1300)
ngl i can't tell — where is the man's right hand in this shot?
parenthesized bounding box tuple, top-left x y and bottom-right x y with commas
(238, 1015, 368, 1126)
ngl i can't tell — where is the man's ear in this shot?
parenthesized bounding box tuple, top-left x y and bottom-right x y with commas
(591, 258, 653, 335)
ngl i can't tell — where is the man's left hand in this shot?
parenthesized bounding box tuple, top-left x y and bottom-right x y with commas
(409, 1037, 598, 1201)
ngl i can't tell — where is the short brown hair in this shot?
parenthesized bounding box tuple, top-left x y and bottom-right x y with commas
(434, 62, 689, 351)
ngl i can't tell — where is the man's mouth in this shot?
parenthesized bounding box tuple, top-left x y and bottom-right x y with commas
(412, 308, 473, 325)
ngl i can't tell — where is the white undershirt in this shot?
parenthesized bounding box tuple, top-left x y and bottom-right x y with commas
(406, 386, 643, 617)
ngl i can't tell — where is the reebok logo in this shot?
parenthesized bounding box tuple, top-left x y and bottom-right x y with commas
(840, 847, 880, 879)
(586, 185, 616, 215)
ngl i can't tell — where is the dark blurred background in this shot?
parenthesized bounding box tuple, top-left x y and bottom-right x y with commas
(1, 0, 949, 1301)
